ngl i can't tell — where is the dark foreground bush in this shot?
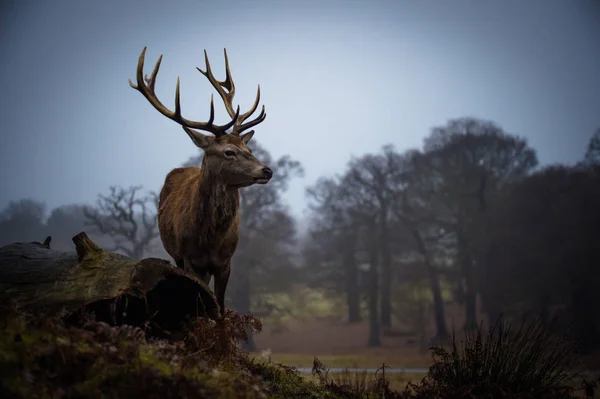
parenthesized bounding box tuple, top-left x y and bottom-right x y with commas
(411, 318, 578, 399)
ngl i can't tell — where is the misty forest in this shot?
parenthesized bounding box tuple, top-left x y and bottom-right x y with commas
(1, 1, 600, 398)
(3, 118, 600, 398)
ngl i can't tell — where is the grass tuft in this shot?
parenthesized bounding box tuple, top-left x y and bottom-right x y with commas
(413, 317, 578, 398)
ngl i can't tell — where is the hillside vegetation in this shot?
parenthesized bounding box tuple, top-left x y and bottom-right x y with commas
(0, 302, 586, 399)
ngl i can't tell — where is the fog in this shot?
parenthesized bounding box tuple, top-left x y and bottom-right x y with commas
(1, 0, 600, 368)
(1, 0, 598, 218)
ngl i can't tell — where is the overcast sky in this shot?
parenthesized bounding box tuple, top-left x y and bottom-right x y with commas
(0, 0, 598, 220)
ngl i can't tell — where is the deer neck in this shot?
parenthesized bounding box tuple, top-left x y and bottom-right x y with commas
(198, 160, 240, 225)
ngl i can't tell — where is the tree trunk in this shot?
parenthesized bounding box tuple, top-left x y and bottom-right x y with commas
(379, 207, 392, 328)
(0, 233, 219, 338)
(367, 232, 381, 347)
(411, 228, 448, 338)
(342, 232, 361, 323)
(458, 228, 477, 330)
(479, 246, 503, 327)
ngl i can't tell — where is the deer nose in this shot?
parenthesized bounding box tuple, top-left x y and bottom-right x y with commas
(262, 167, 273, 179)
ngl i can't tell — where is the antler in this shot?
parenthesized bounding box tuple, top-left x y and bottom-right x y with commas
(197, 49, 266, 135)
(128, 47, 241, 137)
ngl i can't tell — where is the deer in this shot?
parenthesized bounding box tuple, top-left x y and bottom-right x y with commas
(128, 47, 273, 317)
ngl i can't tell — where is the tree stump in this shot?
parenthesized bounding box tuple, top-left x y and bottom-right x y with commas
(0, 232, 219, 338)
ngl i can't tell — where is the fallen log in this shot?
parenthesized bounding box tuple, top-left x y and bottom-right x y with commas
(0, 232, 219, 338)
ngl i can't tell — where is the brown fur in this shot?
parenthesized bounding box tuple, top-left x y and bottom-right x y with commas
(129, 47, 271, 316)
(157, 134, 270, 316)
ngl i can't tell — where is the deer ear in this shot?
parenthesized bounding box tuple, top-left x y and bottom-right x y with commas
(240, 130, 255, 145)
(183, 127, 213, 149)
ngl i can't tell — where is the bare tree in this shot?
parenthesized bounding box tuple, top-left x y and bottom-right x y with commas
(385, 149, 451, 340)
(83, 185, 159, 259)
(336, 171, 380, 345)
(305, 177, 362, 323)
(344, 145, 399, 328)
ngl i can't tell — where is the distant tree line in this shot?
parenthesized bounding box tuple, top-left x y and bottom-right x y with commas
(303, 120, 600, 353)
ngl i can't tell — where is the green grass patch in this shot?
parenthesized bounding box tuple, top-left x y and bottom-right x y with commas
(257, 353, 431, 369)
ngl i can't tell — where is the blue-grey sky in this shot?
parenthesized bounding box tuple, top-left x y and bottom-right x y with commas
(1, 0, 599, 220)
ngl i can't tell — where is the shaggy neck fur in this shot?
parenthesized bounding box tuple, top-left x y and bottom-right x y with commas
(197, 158, 239, 242)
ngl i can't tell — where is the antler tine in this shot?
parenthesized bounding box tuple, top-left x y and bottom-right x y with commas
(196, 49, 237, 119)
(148, 53, 162, 92)
(129, 46, 238, 137)
(221, 49, 266, 133)
(174, 76, 181, 119)
(222, 48, 235, 97)
(197, 48, 267, 135)
(237, 104, 267, 134)
(231, 85, 267, 135)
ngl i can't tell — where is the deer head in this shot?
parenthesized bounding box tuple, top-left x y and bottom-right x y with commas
(129, 47, 272, 188)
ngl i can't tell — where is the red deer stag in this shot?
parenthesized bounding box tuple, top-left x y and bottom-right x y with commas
(128, 47, 272, 317)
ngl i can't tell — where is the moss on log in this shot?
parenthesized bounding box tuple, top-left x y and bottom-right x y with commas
(0, 232, 219, 338)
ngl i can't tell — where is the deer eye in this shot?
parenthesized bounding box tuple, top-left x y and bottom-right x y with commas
(224, 150, 236, 157)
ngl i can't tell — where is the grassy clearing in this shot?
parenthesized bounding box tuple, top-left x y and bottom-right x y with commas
(255, 352, 431, 369)
(300, 370, 426, 392)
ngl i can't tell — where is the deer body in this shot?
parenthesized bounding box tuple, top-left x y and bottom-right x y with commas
(130, 47, 272, 316)
(158, 166, 240, 267)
